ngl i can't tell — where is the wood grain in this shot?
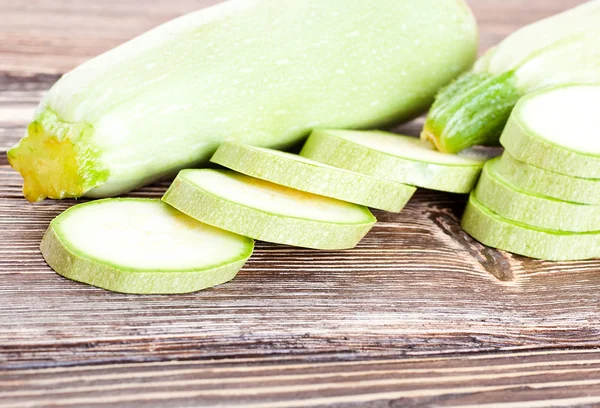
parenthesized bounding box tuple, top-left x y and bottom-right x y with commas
(0, 0, 598, 407)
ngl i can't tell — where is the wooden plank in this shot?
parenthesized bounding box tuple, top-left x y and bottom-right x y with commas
(3, 350, 600, 407)
(1, 0, 599, 406)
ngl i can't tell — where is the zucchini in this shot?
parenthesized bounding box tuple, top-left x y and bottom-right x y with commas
(162, 169, 376, 249)
(497, 152, 600, 205)
(300, 129, 486, 193)
(500, 85, 600, 178)
(7, 0, 477, 202)
(211, 141, 416, 212)
(422, 0, 600, 153)
(461, 194, 600, 261)
(475, 158, 600, 232)
(41, 199, 254, 294)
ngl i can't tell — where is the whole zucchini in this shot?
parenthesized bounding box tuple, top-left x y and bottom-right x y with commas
(8, 0, 477, 202)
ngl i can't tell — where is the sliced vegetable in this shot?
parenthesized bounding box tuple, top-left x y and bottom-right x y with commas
(500, 85, 600, 178)
(300, 129, 486, 194)
(497, 152, 600, 205)
(461, 194, 600, 261)
(422, 0, 600, 153)
(162, 169, 376, 249)
(7, 0, 477, 202)
(211, 141, 416, 212)
(475, 158, 600, 232)
(41, 199, 253, 294)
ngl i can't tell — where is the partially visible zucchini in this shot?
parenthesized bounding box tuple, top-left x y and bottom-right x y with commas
(475, 158, 600, 232)
(300, 129, 486, 194)
(211, 141, 416, 212)
(461, 194, 600, 261)
(422, 0, 600, 153)
(41, 199, 254, 294)
(500, 85, 600, 178)
(162, 169, 376, 249)
(497, 152, 600, 205)
(7, 0, 477, 202)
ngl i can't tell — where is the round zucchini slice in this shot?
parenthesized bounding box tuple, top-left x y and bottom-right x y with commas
(461, 194, 600, 261)
(501, 85, 600, 178)
(497, 152, 600, 205)
(211, 141, 416, 212)
(475, 158, 600, 232)
(300, 129, 486, 193)
(41, 199, 254, 294)
(162, 169, 376, 249)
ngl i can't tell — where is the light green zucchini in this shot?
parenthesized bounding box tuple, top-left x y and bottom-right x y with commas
(461, 194, 600, 261)
(41, 199, 254, 294)
(210, 141, 416, 212)
(475, 158, 600, 232)
(497, 152, 600, 205)
(7, 0, 477, 202)
(300, 129, 486, 193)
(422, 0, 600, 153)
(162, 169, 376, 249)
(500, 85, 600, 178)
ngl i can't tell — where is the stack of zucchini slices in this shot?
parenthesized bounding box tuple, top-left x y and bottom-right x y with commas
(43, 130, 486, 294)
(462, 85, 600, 261)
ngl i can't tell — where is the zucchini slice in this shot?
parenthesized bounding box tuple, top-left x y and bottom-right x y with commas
(501, 85, 600, 178)
(300, 129, 486, 193)
(162, 169, 376, 249)
(475, 158, 600, 232)
(497, 152, 600, 205)
(461, 194, 600, 261)
(211, 141, 416, 212)
(41, 199, 254, 294)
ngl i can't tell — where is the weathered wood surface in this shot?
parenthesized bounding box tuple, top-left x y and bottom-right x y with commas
(1, 0, 598, 407)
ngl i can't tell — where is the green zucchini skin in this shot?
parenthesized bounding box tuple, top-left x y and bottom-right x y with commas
(422, 0, 600, 153)
(422, 71, 522, 153)
(497, 152, 600, 205)
(475, 158, 600, 233)
(461, 194, 600, 262)
(7, 0, 478, 202)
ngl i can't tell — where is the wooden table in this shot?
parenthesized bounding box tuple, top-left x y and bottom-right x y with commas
(1, 1, 598, 406)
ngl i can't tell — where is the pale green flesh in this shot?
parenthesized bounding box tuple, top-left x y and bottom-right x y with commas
(516, 86, 600, 155)
(10, 0, 477, 200)
(210, 142, 416, 212)
(40, 199, 254, 294)
(162, 169, 376, 250)
(475, 158, 600, 233)
(461, 194, 600, 261)
(300, 129, 485, 193)
(501, 85, 600, 178)
(497, 152, 600, 205)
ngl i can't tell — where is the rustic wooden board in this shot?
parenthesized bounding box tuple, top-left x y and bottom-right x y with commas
(1, 0, 598, 406)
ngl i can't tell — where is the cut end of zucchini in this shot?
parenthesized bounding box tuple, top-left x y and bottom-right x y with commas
(516, 85, 600, 156)
(210, 141, 416, 212)
(8, 109, 108, 202)
(301, 129, 485, 193)
(163, 169, 375, 250)
(41, 199, 253, 294)
(501, 85, 600, 178)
